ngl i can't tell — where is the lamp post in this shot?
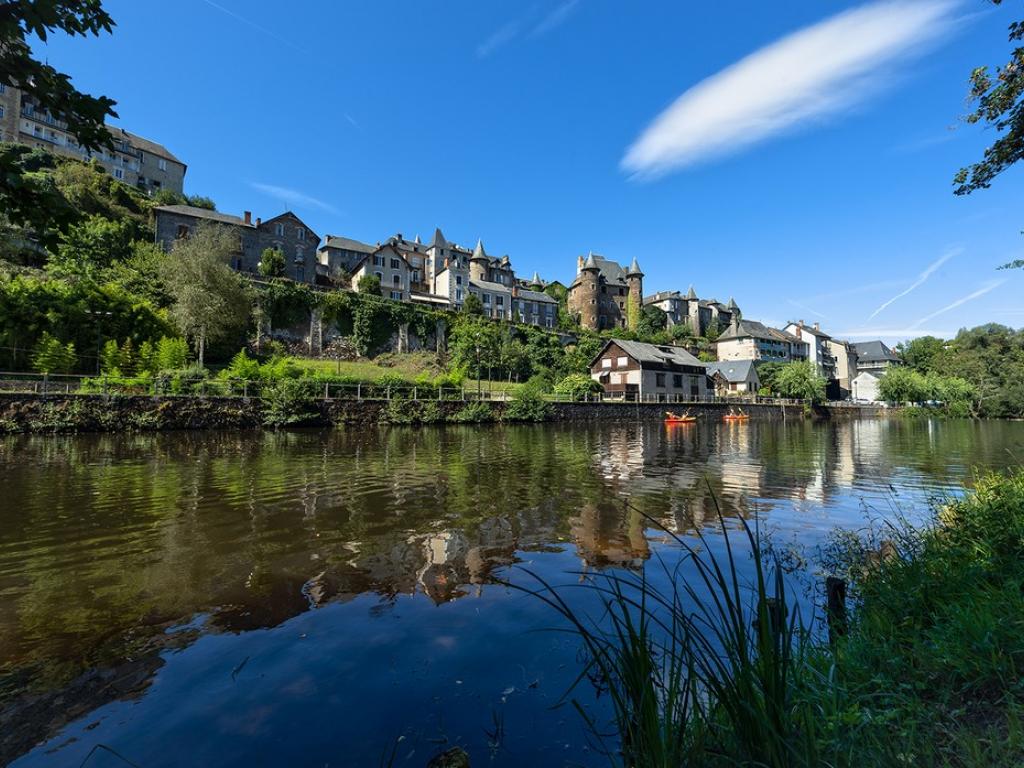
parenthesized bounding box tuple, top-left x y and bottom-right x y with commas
(84, 309, 113, 374)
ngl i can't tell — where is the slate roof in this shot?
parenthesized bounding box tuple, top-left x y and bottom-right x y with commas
(515, 287, 557, 304)
(470, 278, 513, 295)
(153, 205, 253, 227)
(853, 340, 902, 363)
(592, 339, 706, 371)
(787, 322, 832, 341)
(717, 319, 801, 345)
(706, 360, 758, 384)
(322, 235, 375, 253)
(110, 127, 183, 165)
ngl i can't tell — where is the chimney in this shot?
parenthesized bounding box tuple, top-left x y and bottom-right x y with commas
(255, 217, 262, 227)
(813, 322, 820, 332)
(512, 284, 519, 298)
(577, 255, 584, 273)
(243, 211, 252, 225)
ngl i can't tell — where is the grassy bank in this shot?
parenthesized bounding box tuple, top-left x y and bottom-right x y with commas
(537, 471, 1024, 767)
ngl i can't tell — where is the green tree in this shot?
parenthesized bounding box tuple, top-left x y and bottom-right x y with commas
(158, 223, 251, 366)
(155, 336, 189, 370)
(357, 273, 382, 296)
(554, 373, 602, 400)
(773, 361, 826, 403)
(755, 361, 787, 394)
(31, 332, 76, 374)
(461, 292, 484, 316)
(1, 1, 118, 241)
(258, 247, 286, 278)
(878, 366, 929, 404)
(636, 304, 667, 339)
(49, 215, 136, 277)
(896, 336, 945, 373)
(953, 1, 1024, 268)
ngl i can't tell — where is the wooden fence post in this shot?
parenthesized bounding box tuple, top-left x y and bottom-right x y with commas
(825, 576, 847, 642)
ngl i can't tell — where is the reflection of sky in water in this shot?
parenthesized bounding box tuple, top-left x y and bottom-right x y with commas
(2, 419, 1022, 767)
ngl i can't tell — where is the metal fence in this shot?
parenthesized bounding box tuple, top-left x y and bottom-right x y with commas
(0, 372, 809, 407)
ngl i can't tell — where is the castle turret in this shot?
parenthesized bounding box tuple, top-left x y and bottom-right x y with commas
(625, 258, 644, 331)
(577, 253, 601, 330)
(470, 239, 488, 282)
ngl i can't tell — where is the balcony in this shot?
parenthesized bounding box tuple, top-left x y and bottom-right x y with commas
(21, 107, 67, 130)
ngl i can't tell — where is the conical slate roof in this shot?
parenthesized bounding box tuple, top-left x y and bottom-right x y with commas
(531, 271, 542, 284)
(430, 228, 447, 248)
(686, 285, 697, 300)
(472, 239, 487, 260)
(414, 235, 421, 245)
(626, 257, 643, 276)
(727, 297, 738, 310)
(582, 253, 599, 271)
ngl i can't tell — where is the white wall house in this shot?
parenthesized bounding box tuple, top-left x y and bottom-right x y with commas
(851, 372, 882, 403)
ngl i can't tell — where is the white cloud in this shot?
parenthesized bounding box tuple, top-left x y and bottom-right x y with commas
(911, 280, 1006, 328)
(250, 182, 339, 215)
(838, 328, 955, 339)
(529, 0, 581, 38)
(476, 21, 520, 58)
(867, 247, 960, 321)
(199, 0, 305, 53)
(787, 299, 828, 320)
(622, 0, 959, 178)
(477, 0, 582, 58)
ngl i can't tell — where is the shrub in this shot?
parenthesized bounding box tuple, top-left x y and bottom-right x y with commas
(31, 332, 76, 374)
(261, 379, 322, 427)
(553, 373, 602, 401)
(221, 348, 261, 381)
(450, 402, 495, 423)
(504, 384, 551, 422)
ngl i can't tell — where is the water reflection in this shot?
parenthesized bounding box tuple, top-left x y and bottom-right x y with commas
(1, 419, 1022, 766)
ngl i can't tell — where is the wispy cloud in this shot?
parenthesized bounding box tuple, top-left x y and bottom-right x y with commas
(344, 113, 361, 130)
(892, 129, 958, 154)
(787, 299, 828, 320)
(911, 280, 1006, 328)
(477, 0, 582, 58)
(476, 21, 521, 58)
(529, 0, 581, 38)
(250, 182, 340, 215)
(867, 247, 960, 321)
(198, 0, 305, 53)
(621, 0, 960, 178)
(837, 328, 955, 339)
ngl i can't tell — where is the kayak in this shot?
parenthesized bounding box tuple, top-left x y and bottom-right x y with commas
(665, 412, 697, 424)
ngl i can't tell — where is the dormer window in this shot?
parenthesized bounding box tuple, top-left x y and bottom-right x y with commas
(275, 223, 284, 236)
(297, 228, 306, 241)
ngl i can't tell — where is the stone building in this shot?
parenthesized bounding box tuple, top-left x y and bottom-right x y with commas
(0, 84, 185, 194)
(153, 205, 320, 283)
(590, 339, 707, 400)
(567, 253, 643, 331)
(852, 340, 903, 376)
(644, 287, 739, 336)
(825, 339, 859, 397)
(317, 235, 376, 282)
(350, 243, 413, 302)
(715, 319, 809, 363)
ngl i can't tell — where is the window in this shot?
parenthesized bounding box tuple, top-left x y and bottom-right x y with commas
(455, 275, 463, 286)
(393, 274, 401, 286)
(496, 296, 504, 307)
(390, 291, 403, 301)
(297, 228, 306, 241)
(390, 258, 400, 269)
(673, 375, 683, 388)
(374, 271, 383, 281)
(616, 356, 627, 367)
(601, 359, 612, 369)
(411, 270, 420, 283)
(656, 373, 666, 387)
(275, 223, 285, 236)
(295, 246, 303, 261)
(482, 293, 491, 305)
(158, 158, 167, 171)
(0, 106, 4, 119)
(176, 224, 190, 239)
(373, 254, 385, 267)
(456, 289, 463, 301)
(113, 168, 124, 180)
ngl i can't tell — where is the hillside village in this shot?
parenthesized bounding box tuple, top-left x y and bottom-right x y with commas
(0, 87, 937, 405)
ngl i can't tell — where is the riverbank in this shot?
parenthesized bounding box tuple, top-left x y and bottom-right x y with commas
(0, 392, 864, 433)
(561, 470, 1024, 767)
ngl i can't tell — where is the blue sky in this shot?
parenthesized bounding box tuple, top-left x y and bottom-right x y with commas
(35, 0, 1023, 342)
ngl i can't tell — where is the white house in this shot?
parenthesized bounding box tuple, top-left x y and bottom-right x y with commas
(706, 360, 761, 395)
(851, 372, 882, 403)
(590, 339, 708, 400)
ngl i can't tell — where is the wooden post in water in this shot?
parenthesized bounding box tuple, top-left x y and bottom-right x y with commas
(825, 576, 847, 642)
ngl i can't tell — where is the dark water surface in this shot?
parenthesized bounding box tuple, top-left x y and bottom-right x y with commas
(2, 419, 1022, 767)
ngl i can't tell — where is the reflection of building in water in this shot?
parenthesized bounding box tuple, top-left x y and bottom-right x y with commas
(416, 517, 518, 604)
(593, 424, 652, 483)
(570, 502, 651, 569)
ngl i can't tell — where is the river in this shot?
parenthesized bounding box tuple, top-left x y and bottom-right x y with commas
(2, 418, 1022, 767)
